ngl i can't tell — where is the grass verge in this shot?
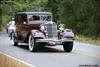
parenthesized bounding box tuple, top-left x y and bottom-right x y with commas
(75, 34, 100, 46)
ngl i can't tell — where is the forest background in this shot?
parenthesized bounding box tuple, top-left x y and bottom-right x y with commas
(0, 0, 100, 45)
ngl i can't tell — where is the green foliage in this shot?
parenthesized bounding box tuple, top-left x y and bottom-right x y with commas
(0, 0, 46, 24)
(47, 0, 100, 38)
(0, 0, 100, 39)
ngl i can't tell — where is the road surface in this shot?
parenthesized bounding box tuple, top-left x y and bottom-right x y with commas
(0, 31, 100, 67)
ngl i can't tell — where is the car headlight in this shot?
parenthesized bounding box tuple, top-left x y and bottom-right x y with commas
(59, 27, 64, 31)
(58, 24, 64, 31)
(40, 25, 45, 31)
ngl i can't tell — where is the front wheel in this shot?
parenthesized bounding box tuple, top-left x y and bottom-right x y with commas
(63, 42, 73, 52)
(28, 34, 39, 52)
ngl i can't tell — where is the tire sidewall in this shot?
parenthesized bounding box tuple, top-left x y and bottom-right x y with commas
(63, 42, 73, 52)
(28, 34, 35, 52)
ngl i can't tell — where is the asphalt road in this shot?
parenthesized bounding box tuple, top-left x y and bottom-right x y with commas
(0, 31, 100, 67)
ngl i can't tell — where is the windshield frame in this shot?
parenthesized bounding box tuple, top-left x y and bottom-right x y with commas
(28, 14, 52, 21)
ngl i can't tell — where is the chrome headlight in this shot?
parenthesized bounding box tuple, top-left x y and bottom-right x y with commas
(40, 25, 45, 31)
(59, 27, 64, 31)
(58, 24, 64, 31)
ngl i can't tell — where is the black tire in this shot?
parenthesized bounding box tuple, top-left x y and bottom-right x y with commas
(10, 32, 13, 40)
(14, 42, 18, 46)
(28, 35, 39, 52)
(6, 28, 8, 34)
(11, 33, 18, 46)
(38, 42, 46, 48)
(63, 42, 73, 52)
(40, 42, 46, 46)
(8, 31, 11, 37)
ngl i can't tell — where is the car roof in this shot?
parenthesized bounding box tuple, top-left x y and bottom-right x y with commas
(17, 12, 52, 15)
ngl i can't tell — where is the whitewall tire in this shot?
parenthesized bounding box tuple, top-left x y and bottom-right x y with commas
(28, 34, 38, 52)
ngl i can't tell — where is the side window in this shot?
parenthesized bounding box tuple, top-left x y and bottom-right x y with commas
(16, 14, 27, 24)
(29, 15, 40, 21)
(15, 15, 22, 24)
(21, 14, 27, 23)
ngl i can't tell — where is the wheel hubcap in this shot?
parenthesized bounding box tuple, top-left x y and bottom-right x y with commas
(29, 35, 34, 51)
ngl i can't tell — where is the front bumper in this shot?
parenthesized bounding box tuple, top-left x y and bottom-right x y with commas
(36, 38, 74, 45)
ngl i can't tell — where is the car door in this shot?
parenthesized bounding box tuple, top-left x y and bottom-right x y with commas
(15, 14, 28, 42)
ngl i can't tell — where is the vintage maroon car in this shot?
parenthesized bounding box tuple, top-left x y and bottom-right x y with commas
(11, 12, 74, 52)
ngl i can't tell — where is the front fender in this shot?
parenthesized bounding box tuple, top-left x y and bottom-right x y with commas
(63, 31, 74, 37)
(63, 29, 74, 37)
(31, 30, 45, 38)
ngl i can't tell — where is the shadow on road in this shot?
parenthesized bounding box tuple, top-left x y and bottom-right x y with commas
(17, 45, 64, 53)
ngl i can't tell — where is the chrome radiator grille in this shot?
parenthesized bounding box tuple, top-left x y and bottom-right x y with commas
(46, 23, 58, 39)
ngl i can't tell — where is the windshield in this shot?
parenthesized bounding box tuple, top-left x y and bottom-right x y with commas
(41, 15, 52, 21)
(29, 15, 52, 22)
(29, 15, 40, 21)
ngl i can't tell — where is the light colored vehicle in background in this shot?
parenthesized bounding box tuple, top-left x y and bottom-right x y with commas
(12, 12, 74, 52)
(7, 18, 15, 38)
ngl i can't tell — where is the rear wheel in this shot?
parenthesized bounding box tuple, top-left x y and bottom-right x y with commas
(63, 42, 73, 52)
(28, 35, 39, 52)
(10, 32, 13, 40)
(11, 33, 18, 46)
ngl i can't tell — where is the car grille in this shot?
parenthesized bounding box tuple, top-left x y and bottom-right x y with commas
(46, 23, 58, 39)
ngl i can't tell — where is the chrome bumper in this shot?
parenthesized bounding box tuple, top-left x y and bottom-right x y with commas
(36, 38, 74, 45)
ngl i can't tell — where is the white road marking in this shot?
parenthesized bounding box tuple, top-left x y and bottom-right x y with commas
(0, 51, 36, 67)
